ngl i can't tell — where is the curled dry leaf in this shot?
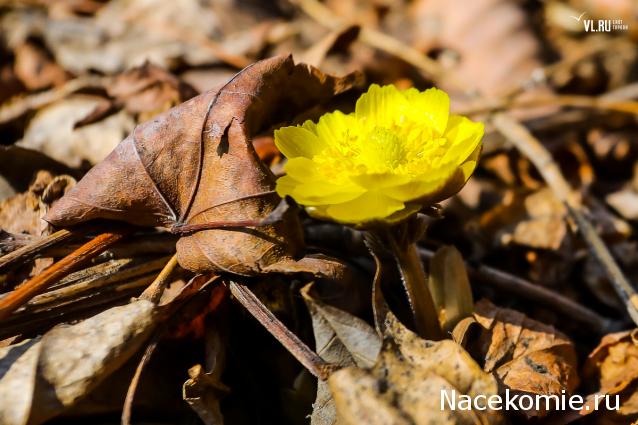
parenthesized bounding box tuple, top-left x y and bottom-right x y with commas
(302, 282, 381, 425)
(471, 299, 579, 417)
(0, 170, 74, 237)
(13, 41, 68, 91)
(328, 311, 504, 425)
(17, 95, 136, 168)
(45, 55, 363, 275)
(78, 62, 198, 127)
(485, 187, 570, 251)
(0, 299, 156, 425)
(575, 330, 638, 421)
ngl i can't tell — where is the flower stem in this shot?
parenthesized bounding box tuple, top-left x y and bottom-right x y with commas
(389, 237, 443, 340)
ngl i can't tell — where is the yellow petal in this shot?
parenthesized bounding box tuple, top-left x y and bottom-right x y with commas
(301, 119, 318, 135)
(283, 157, 323, 182)
(458, 142, 481, 181)
(442, 115, 484, 165)
(315, 110, 358, 150)
(350, 172, 413, 189)
(355, 84, 408, 129)
(274, 126, 325, 159)
(321, 191, 406, 223)
(383, 165, 457, 202)
(404, 87, 450, 137)
(276, 175, 363, 206)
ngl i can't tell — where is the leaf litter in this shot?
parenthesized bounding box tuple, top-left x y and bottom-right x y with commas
(1, 0, 638, 424)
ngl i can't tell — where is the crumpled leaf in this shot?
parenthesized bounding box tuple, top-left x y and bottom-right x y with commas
(45, 55, 363, 275)
(13, 41, 68, 91)
(471, 298, 579, 417)
(302, 282, 381, 425)
(428, 246, 474, 333)
(0, 0, 250, 75)
(0, 299, 156, 425)
(575, 330, 638, 421)
(484, 188, 570, 251)
(17, 94, 136, 168)
(509, 188, 569, 250)
(78, 62, 198, 126)
(303, 282, 380, 369)
(329, 311, 504, 425)
(0, 170, 74, 237)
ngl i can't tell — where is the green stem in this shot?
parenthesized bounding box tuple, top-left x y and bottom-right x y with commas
(390, 238, 443, 340)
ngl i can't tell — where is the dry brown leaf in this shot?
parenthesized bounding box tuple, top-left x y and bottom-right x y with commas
(0, 299, 156, 425)
(17, 95, 136, 168)
(472, 299, 579, 417)
(303, 282, 381, 369)
(575, 330, 638, 421)
(45, 55, 363, 276)
(101, 62, 198, 123)
(0, 170, 74, 237)
(302, 282, 381, 425)
(507, 188, 569, 251)
(73, 63, 198, 128)
(0, 0, 257, 75)
(329, 311, 504, 425)
(13, 41, 68, 91)
(180, 68, 239, 95)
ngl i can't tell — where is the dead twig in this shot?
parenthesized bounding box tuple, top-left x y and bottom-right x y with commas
(140, 254, 180, 304)
(122, 337, 160, 425)
(456, 94, 638, 117)
(492, 113, 638, 326)
(0, 228, 74, 273)
(0, 229, 131, 320)
(228, 280, 336, 380)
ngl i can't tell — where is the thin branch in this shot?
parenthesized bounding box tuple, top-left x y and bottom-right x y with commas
(492, 112, 638, 326)
(0, 228, 74, 273)
(122, 337, 160, 425)
(140, 254, 179, 304)
(228, 280, 335, 380)
(456, 94, 638, 117)
(0, 229, 130, 320)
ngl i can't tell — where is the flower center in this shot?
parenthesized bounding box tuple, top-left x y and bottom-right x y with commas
(312, 118, 451, 185)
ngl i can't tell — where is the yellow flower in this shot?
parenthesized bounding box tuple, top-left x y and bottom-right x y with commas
(275, 84, 484, 225)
